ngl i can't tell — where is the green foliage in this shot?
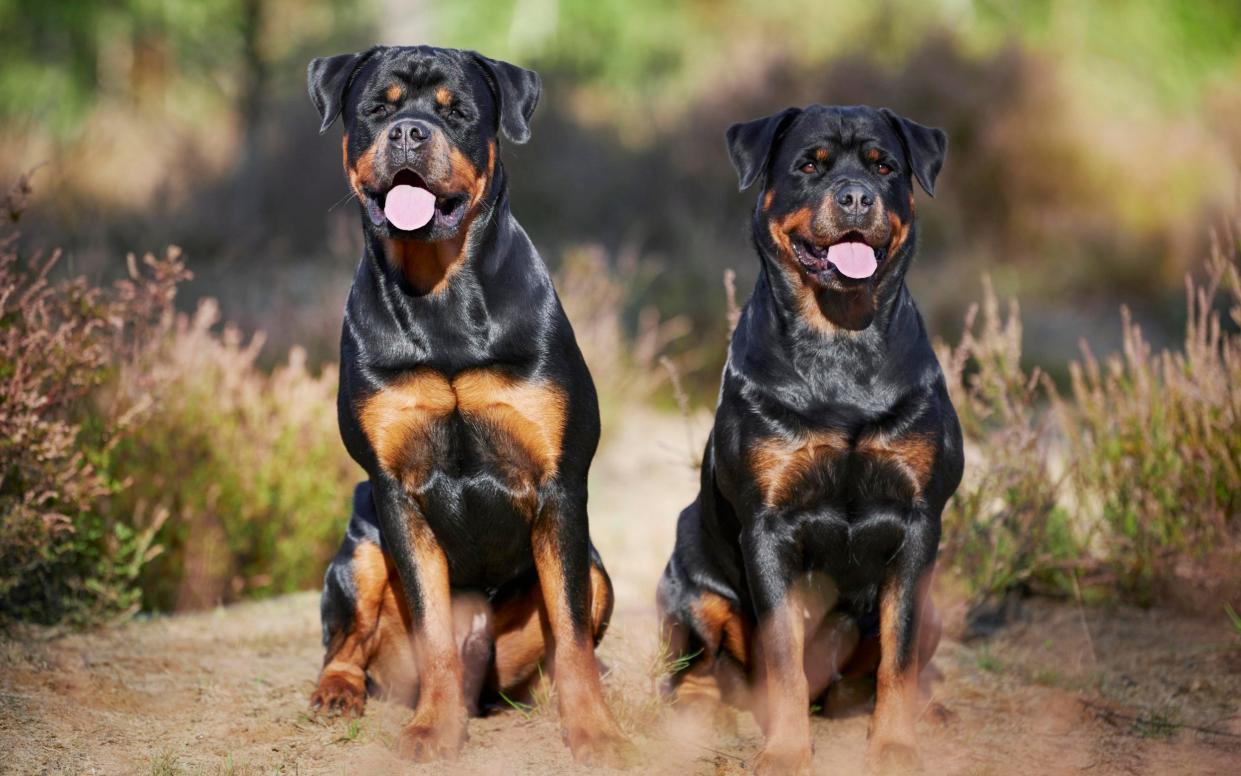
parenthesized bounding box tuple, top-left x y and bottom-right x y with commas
(937, 279, 1078, 598)
(431, 1, 1241, 112)
(1, 174, 357, 625)
(941, 229, 1241, 607)
(0, 0, 369, 136)
(106, 299, 358, 611)
(0, 174, 188, 624)
(1058, 232, 1241, 602)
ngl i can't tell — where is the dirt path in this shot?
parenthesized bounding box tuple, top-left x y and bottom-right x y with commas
(2, 408, 1239, 775)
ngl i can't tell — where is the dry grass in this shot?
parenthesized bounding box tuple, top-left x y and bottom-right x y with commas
(0, 173, 189, 624)
(936, 279, 1076, 598)
(940, 224, 1241, 610)
(107, 299, 357, 611)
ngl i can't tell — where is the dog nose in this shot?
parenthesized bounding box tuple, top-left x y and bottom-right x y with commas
(835, 183, 875, 215)
(387, 119, 433, 151)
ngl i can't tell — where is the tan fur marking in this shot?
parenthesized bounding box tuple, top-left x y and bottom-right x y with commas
(754, 591, 812, 769)
(357, 370, 567, 488)
(398, 516, 467, 756)
(869, 571, 932, 761)
(386, 234, 471, 295)
(532, 529, 626, 757)
(410, 519, 456, 659)
(357, 370, 456, 476)
(886, 211, 911, 258)
(447, 145, 488, 207)
(491, 565, 612, 691)
(313, 541, 416, 711)
(857, 431, 936, 495)
(386, 84, 404, 102)
(384, 142, 488, 295)
(762, 189, 775, 212)
(694, 591, 749, 666)
(435, 87, 453, 106)
(455, 371, 567, 481)
(348, 141, 380, 202)
(675, 662, 724, 704)
(767, 208, 838, 334)
(866, 148, 881, 162)
(750, 430, 849, 508)
(815, 147, 830, 162)
(492, 585, 549, 688)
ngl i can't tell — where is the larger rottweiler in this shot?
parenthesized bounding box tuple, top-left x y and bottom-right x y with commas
(657, 105, 963, 774)
(305, 46, 629, 765)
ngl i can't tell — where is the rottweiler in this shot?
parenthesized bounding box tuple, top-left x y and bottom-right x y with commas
(305, 45, 629, 765)
(656, 105, 963, 774)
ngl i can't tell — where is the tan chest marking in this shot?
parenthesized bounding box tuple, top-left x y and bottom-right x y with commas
(358, 369, 567, 482)
(856, 432, 936, 494)
(749, 429, 937, 508)
(750, 430, 850, 509)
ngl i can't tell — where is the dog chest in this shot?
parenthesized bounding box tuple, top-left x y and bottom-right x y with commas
(747, 428, 936, 511)
(356, 368, 567, 493)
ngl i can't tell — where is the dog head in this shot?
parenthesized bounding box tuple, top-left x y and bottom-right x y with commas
(727, 105, 946, 330)
(309, 45, 540, 242)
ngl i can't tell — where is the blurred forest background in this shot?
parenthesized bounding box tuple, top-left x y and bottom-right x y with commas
(1, 0, 1239, 624)
(4, 0, 1240, 372)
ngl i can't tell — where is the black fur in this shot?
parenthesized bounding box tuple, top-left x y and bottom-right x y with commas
(311, 44, 609, 715)
(658, 104, 963, 763)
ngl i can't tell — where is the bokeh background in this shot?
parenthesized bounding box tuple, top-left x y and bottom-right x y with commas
(2, 0, 1239, 622)
(5, 0, 1240, 375)
(3, 4, 1241, 772)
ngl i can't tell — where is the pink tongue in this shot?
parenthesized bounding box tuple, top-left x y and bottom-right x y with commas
(383, 185, 436, 231)
(826, 242, 878, 279)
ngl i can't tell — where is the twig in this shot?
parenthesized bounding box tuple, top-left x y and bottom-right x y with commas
(1070, 569, 1098, 671)
(648, 732, 749, 765)
(723, 269, 741, 335)
(1079, 699, 1241, 742)
(659, 356, 700, 468)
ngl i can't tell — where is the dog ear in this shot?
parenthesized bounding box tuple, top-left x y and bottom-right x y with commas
(308, 49, 377, 134)
(470, 53, 541, 144)
(725, 107, 802, 191)
(880, 108, 947, 197)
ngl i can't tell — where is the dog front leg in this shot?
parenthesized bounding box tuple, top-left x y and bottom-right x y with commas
(869, 520, 937, 771)
(531, 483, 631, 767)
(744, 519, 813, 776)
(372, 480, 468, 762)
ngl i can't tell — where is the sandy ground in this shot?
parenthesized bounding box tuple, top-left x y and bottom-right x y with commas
(2, 407, 1240, 775)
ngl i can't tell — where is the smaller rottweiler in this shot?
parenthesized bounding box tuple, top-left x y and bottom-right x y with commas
(305, 45, 628, 765)
(657, 105, 963, 774)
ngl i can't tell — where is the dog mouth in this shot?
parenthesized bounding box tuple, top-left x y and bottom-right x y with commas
(365, 169, 468, 233)
(792, 231, 885, 281)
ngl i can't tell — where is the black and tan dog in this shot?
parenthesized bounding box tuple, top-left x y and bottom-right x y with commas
(305, 45, 629, 765)
(657, 105, 963, 774)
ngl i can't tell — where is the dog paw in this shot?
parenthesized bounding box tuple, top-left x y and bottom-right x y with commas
(563, 721, 634, 768)
(754, 741, 812, 776)
(397, 716, 468, 762)
(310, 672, 366, 718)
(867, 740, 922, 775)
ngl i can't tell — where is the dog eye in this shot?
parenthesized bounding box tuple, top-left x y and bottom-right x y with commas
(875, 163, 893, 175)
(367, 104, 390, 118)
(800, 162, 817, 174)
(449, 107, 466, 120)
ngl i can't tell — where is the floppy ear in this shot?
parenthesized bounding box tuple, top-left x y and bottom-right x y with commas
(470, 53, 541, 144)
(880, 108, 947, 197)
(308, 49, 375, 134)
(725, 107, 802, 191)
